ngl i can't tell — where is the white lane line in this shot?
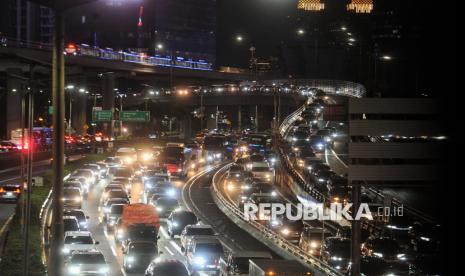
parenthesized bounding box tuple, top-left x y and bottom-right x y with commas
(164, 246, 175, 256)
(169, 240, 183, 255)
(110, 245, 117, 258)
(120, 268, 126, 276)
(159, 226, 169, 239)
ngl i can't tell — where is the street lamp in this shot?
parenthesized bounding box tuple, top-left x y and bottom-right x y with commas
(156, 43, 164, 50)
(236, 35, 243, 42)
(297, 28, 305, 36)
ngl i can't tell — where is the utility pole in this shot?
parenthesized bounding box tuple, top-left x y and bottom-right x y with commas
(20, 91, 26, 235)
(49, 2, 65, 275)
(23, 65, 35, 276)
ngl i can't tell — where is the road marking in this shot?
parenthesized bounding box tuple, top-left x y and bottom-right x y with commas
(170, 240, 183, 255)
(164, 246, 175, 256)
(159, 226, 169, 239)
(111, 245, 117, 257)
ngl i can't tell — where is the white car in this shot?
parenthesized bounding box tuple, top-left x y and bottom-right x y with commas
(63, 231, 99, 256)
(249, 162, 274, 182)
(66, 250, 109, 275)
(180, 225, 215, 252)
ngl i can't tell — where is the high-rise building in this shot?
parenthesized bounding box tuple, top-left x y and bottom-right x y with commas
(0, 0, 53, 44)
(153, 0, 216, 64)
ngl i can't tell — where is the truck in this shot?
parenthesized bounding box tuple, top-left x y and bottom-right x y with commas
(161, 143, 186, 177)
(248, 260, 313, 276)
(115, 203, 160, 250)
(219, 251, 272, 276)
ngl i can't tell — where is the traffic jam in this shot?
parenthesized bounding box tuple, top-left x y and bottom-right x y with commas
(42, 96, 440, 276)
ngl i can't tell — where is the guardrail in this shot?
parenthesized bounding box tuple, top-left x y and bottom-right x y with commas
(211, 164, 344, 276)
(0, 213, 15, 261)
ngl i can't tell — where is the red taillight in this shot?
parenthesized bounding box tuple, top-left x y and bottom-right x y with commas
(0, 188, 4, 193)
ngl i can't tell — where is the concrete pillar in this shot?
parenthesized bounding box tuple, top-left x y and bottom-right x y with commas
(101, 73, 115, 137)
(6, 68, 24, 139)
(71, 92, 88, 135)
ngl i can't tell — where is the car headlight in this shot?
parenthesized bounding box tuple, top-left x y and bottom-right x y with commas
(397, 253, 406, 261)
(68, 265, 80, 274)
(318, 178, 325, 182)
(281, 228, 290, 235)
(191, 163, 196, 169)
(194, 256, 206, 266)
(103, 207, 111, 213)
(305, 138, 310, 141)
(419, 236, 430, 242)
(167, 189, 176, 197)
(242, 185, 251, 190)
(177, 168, 182, 172)
(331, 256, 342, 261)
(270, 220, 280, 227)
(310, 241, 319, 248)
(270, 158, 276, 163)
(316, 143, 324, 148)
(373, 252, 383, 258)
(325, 137, 332, 142)
(142, 153, 152, 161)
(145, 183, 153, 189)
(99, 266, 109, 273)
(292, 137, 297, 141)
(74, 196, 81, 202)
(156, 207, 163, 212)
(80, 221, 88, 227)
(62, 248, 70, 254)
(207, 156, 213, 161)
(215, 153, 221, 158)
(271, 191, 277, 197)
(172, 222, 179, 227)
(127, 256, 135, 263)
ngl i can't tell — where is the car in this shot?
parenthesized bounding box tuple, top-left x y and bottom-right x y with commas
(316, 129, 334, 144)
(186, 237, 224, 273)
(145, 259, 189, 276)
(299, 227, 333, 256)
(111, 177, 132, 192)
(111, 167, 134, 180)
(167, 210, 198, 237)
(63, 216, 81, 233)
(71, 169, 96, 185)
(219, 251, 272, 276)
(328, 185, 350, 205)
(361, 237, 407, 262)
(312, 170, 336, 187)
(309, 135, 327, 152)
(65, 250, 109, 275)
(321, 237, 351, 272)
(240, 182, 277, 203)
(346, 256, 413, 276)
(154, 197, 180, 217)
(64, 209, 90, 230)
(123, 241, 158, 272)
(122, 224, 160, 251)
(66, 177, 89, 192)
(290, 130, 310, 144)
(64, 181, 86, 196)
(100, 198, 130, 218)
(0, 184, 21, 202)
(63, 231, 99, 256)
(115, 147, 138, 165)
(180, 225, 215, 252)
(270, 218, 304, 244)
(103, 189, 129, 202)
(63, 188, 83, 209)
(81, 164, 102, 180)
(104, 156, 122, 167)
(105, 204, 125, 230)
(249, 162, 273, 182)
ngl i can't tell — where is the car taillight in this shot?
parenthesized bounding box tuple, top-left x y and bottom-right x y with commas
(14, 188, 21, 193)
(0, 188, 4, 193)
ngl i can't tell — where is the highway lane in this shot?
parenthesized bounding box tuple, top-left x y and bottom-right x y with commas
(78, 161, 277, 276)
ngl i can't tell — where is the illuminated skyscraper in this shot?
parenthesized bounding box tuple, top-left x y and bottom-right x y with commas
(297, 0, 325, 11)
(347, 0, 373, 13)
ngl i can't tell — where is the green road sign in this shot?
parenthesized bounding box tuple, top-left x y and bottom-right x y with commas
(120, 111, 150, 122)
(93, 110, 113, 122)
(48, 106, 54, 115)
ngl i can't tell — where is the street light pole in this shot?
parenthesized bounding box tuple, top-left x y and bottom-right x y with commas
(49, 2, 65, 275)
(68, 90, 72, 135)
